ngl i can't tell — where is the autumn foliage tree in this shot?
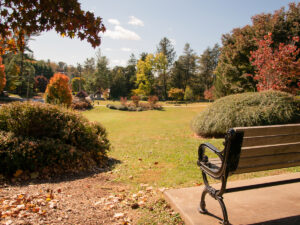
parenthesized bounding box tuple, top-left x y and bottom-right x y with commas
(0, 57, 6, 93)
(204, 86, 215, 102)
(250, 33, 300, 94)
(45, 73, 72, 106)
(214, 2, 300, 97)
(0, 0, 105, 54)
(133, 54, 154, 96)
(168, 88, 184, 101)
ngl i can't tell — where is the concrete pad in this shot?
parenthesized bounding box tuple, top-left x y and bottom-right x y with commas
(164, 172, 300, 225)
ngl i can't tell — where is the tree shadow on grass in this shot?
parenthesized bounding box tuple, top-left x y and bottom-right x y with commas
(2, 157, 121, 187)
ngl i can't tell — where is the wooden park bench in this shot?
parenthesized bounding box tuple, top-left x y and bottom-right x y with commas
(197, 123, 300, 225)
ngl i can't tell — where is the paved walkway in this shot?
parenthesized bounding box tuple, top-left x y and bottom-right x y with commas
(164, 172, 300, 225)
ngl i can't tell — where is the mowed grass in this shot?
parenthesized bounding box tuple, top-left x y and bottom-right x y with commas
(83, 104, 300, 189)
(83, 103, 222, 188)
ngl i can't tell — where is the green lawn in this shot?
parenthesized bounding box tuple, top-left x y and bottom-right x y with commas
(83, 103, 222, 188)
(83, 104, 300, 189)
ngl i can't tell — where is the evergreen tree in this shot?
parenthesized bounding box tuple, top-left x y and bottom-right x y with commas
(110, 67, 127, 99)
(156, 37, 176, 67)
(176, 43, 197, 92)
(198, 44, 220, 90)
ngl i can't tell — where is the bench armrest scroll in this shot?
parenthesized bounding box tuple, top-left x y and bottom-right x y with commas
(197, 143, 224, 177)
(198, 143, 222, 164)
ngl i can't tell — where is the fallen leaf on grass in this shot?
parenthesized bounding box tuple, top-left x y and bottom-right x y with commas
(114, 212, 125, 219)
(146, 186, 153, 192)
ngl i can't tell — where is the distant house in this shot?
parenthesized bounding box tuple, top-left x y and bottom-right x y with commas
(92, 89, 110, 100)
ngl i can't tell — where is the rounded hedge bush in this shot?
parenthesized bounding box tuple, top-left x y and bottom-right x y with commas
(0, 102, 110, 178)
(191, 91, 300, 137)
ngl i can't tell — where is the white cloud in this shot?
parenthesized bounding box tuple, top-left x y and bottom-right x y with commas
(104, 48, 113, 51)
(108, 19, 120, 26)
(111, 59, 127, 67)
(170, 38, 176, 46)
(128, 16, 144, 27)
(121, 47, 132, 52)
(104, 25, 141, 40)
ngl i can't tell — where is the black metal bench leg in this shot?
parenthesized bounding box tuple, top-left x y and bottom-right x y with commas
(217, 196, 230, 225)
(198, 172, 230, 224)
(198, 188, 208, 214)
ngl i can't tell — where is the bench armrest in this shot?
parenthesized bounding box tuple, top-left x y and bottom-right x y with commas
(198, 143, 222, 164)
(197, 143, 224, 176)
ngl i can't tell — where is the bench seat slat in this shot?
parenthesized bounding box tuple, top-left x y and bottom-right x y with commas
(234, 123, 300, 137)
(242, 134, 300, 147)
(240, 142, 300, 158)
(234, 161, 300, 174)
(204, 158, 222, 171)
(237, 152, 300, 169)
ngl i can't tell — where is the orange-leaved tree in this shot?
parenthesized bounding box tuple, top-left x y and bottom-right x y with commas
(45, 73, 72, 106)
(0, 57, 6, 93)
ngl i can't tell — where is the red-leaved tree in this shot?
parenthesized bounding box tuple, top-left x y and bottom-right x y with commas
(0, 57, 6, 93)
(204, 86, 215, 102)
(249, 33, 300, 94)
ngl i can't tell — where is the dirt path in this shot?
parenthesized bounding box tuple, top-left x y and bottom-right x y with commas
(0, 171, 182, 225)
(0, 172, 139, 225)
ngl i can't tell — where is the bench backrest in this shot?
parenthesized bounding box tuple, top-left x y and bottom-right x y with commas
(232, 124, 300, 174)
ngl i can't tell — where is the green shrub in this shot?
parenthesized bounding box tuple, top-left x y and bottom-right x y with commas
(0, 102, 110, 178)
(191, 91, 300, 137)
(71, 100, 93, 110)
(106, 102, 162, 112)
(106, 104, 128, 111)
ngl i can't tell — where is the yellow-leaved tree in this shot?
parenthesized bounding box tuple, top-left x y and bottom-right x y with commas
(133, 54, 154, 96)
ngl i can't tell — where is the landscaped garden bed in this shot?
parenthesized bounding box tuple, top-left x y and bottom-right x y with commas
(106, 96, 163, 111)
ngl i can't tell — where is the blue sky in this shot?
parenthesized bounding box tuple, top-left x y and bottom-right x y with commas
(29, 0, 297, 67)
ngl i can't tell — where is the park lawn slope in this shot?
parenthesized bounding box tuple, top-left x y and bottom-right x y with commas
(83, 104, 300, 189)
(83, 104, 220, 188)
